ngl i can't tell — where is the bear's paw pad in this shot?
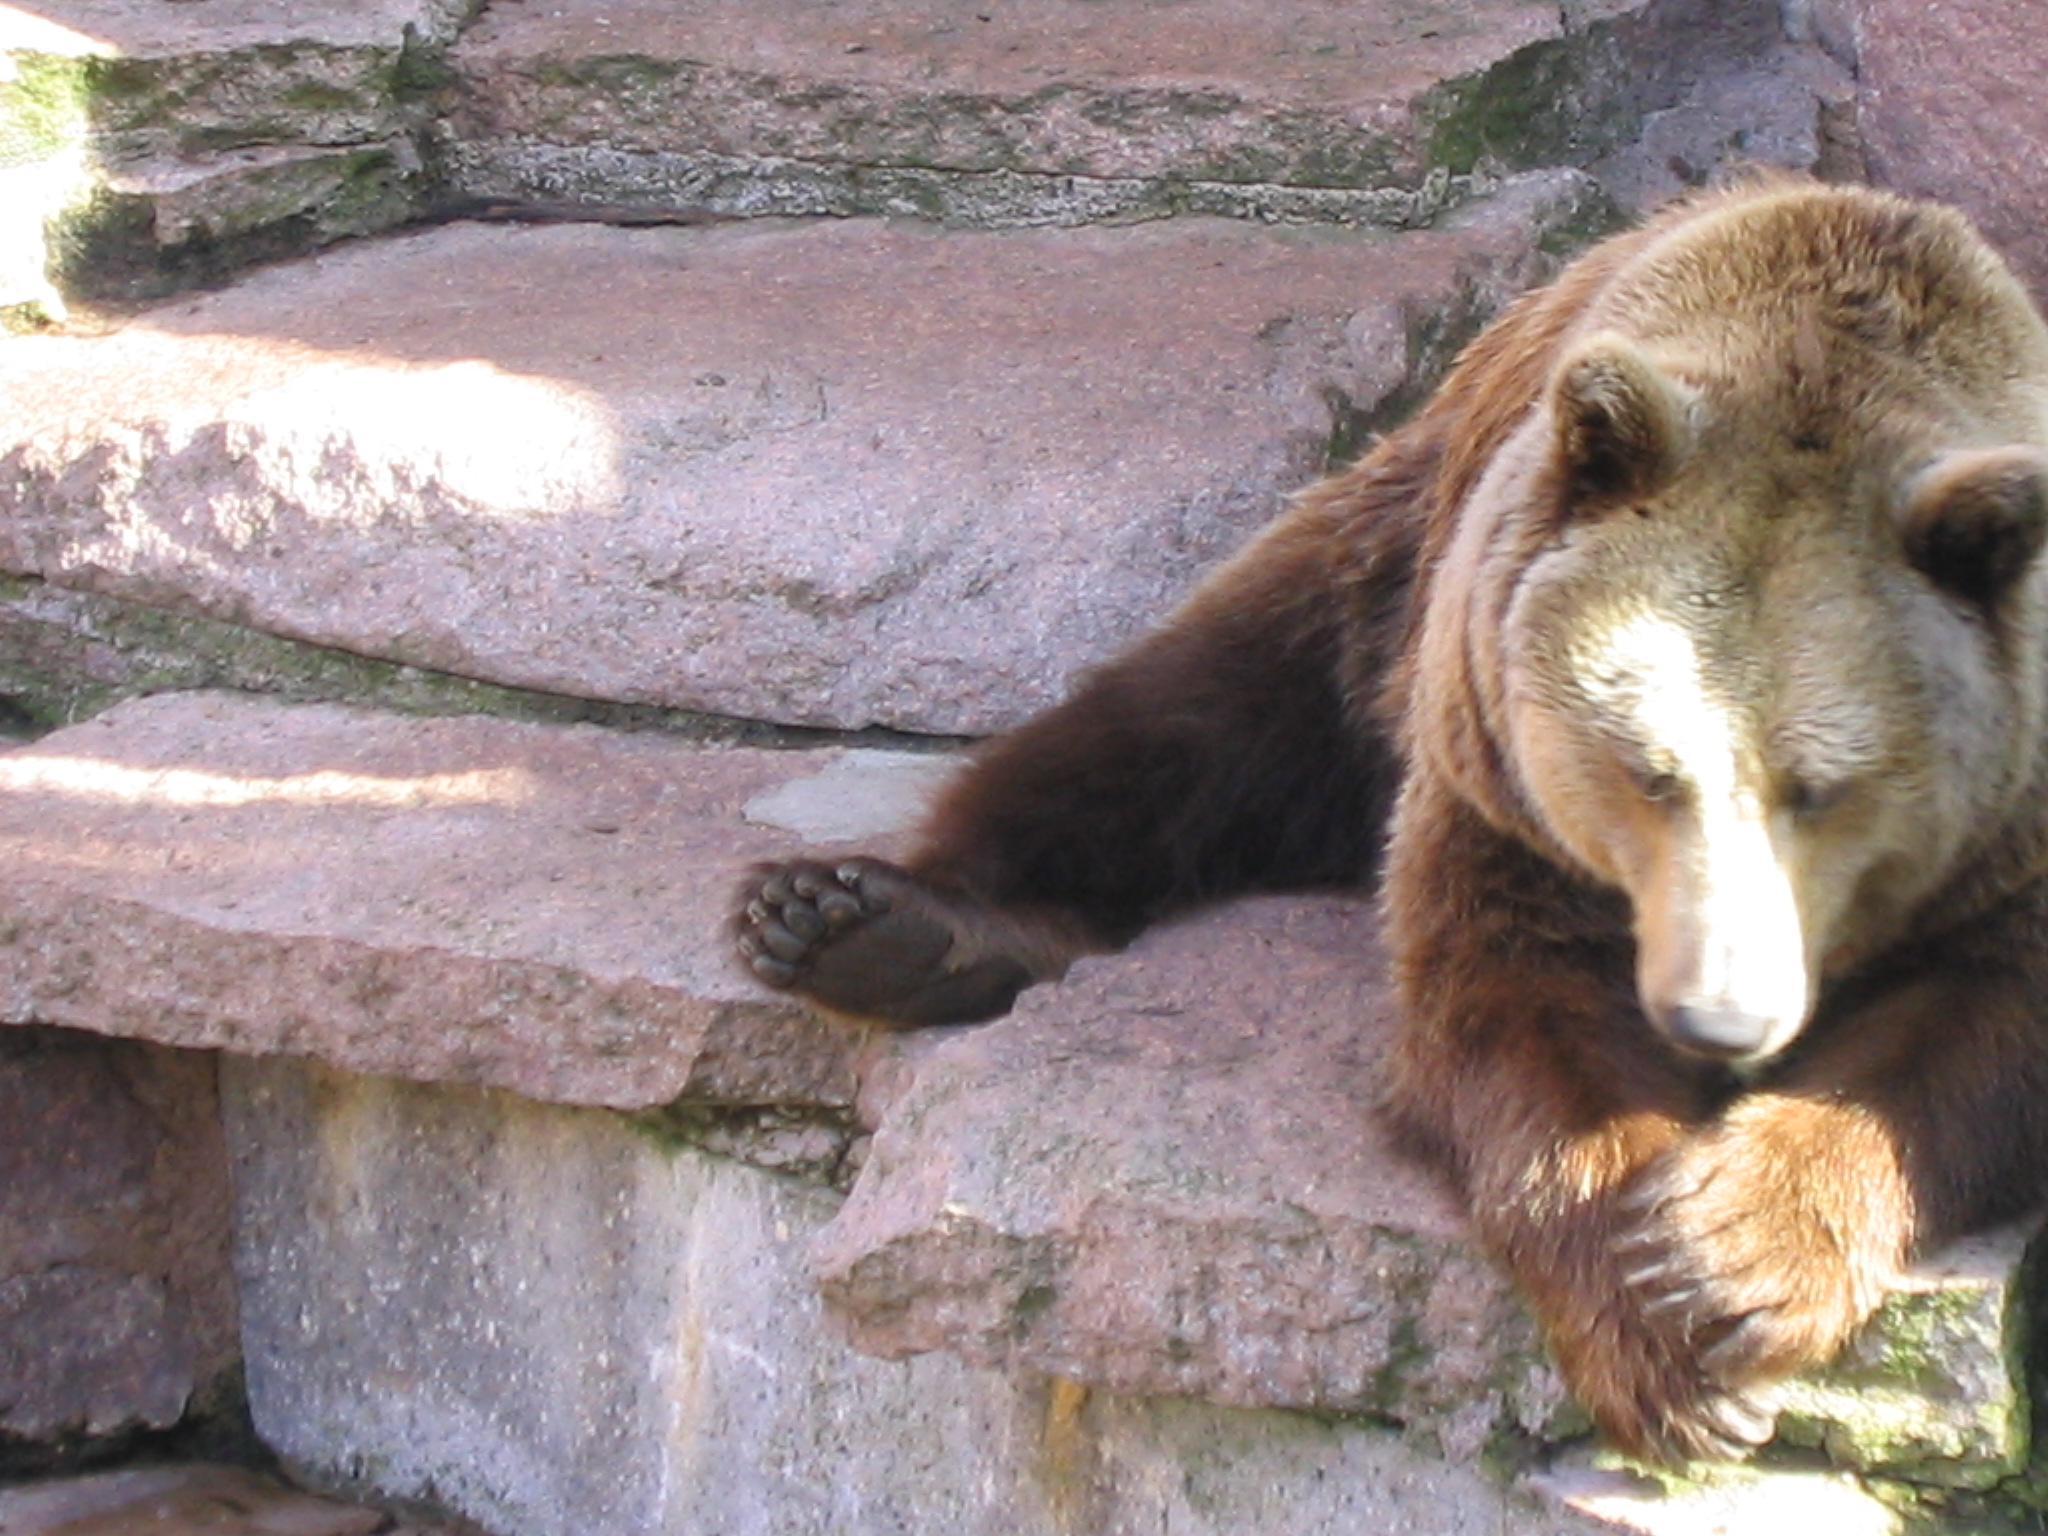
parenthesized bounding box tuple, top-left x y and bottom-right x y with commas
(733, 857, 1034, 1026)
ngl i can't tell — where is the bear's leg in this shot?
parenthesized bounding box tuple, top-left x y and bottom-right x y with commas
(1381, 780, 1775, 1462)
(1613, 914, 2048, 1425)
(1387, 784, 2048, 1462)
(735, 484, 1424, 1026)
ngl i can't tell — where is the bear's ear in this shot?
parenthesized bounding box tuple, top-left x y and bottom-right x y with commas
(1898, 446, 2048, 612)
(1550, 334, 1693, 512)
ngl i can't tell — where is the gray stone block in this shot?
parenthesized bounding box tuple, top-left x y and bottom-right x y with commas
(221, 1054, 1610, 1536)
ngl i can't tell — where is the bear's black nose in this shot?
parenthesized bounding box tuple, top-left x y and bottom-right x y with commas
(1661, 1002, 1775, 1061)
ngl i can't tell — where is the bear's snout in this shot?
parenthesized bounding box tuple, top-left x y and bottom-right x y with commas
(1649, 998, 1782, 1063)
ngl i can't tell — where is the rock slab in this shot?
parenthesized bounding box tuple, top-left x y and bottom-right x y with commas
(813, 896, 1563, 1460)
(1, 688, 2034, 1487)
(812, 900, 2040, 1473)
(0, 1463, 481, 1536)
(435, 0, 1758, 224)
(1846, 0, 2048, 301)
(0, 0, 454, 302)
(0, 176, 1600, 735)
(0, 690, 910, 1111)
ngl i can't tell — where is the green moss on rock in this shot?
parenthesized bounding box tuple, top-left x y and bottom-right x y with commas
(0, 53, 93, 170)
(1420, 31, 1637, 177)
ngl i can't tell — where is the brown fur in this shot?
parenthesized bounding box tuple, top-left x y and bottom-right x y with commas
(734, 179, 2048, 1461)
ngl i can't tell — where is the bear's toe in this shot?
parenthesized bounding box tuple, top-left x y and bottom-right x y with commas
(734, 857, 904, 991)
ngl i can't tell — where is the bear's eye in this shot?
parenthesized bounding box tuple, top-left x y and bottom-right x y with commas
(1783, 776, 1849, 819)
(1631, 765, 1682, 803)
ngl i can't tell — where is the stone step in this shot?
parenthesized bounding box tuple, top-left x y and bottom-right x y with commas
(0, 690, 2035, 1517)
(429, 0, 1801, 227)
(0, 0, 1846, 309)
(0, 0, 458, 305)
(0, 689, 896, 1119)
(0, 172, 1601, 737)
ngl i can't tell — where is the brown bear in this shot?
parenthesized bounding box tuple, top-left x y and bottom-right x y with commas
(733, 177, 2048, 1463)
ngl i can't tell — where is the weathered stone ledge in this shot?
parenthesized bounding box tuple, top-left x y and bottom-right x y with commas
(0, 176, 1597, 736)
(1, 0, 461, 303)
(435, 0, 1755, 198)
(0, 691, 902, 1111)
(0, 0, 1845, 312)
(0, 690, 2035, 1500)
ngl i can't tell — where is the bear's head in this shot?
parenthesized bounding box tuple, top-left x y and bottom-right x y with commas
(1414, 188, 2048, 1067)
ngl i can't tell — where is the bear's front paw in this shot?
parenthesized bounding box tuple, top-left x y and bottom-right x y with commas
(1600, 1116, 1897, 1459)
(732, 856, 1039, 1027)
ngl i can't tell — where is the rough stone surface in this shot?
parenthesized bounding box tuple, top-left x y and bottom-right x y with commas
(222, 1053, 1608, 1536)
(0, 175, 1602, 735)
(1588, 45, 1857, 216)
(1774, 1225, 2035, 1488)
(1845, 0, 2048, 302)
(0, 0, 464, 161)
(2, 690, 2033, 1488)
(0, 691, 909, 1111)
(48, 140, 427, 302)
(814, 900, 2041, 1476)
(0, 0, 456, 300)
(435, 0, 1766, 218)
(0, 1026, 238, 1463)
(813, 896, 1565, 1459)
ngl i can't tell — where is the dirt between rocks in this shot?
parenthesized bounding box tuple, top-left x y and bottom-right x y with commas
(0, 1464, 491, 1536)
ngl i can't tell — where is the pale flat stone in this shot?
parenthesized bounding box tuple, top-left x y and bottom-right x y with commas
(741, 750, 955, 844)
(1529, 1453, 1902, 1536)
(0, 691, 908, 1110)
(0, 176, 1598, 734)
(0, 1464, 389, 1536)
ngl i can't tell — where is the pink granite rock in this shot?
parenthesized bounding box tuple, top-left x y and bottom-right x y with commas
(1846, 0, 2048, 299)
(0, 178, 1595, 735)
(811, 897, 1567, 1456)
(437, 0, 1824, 219)
(0, 691, 931, 1110)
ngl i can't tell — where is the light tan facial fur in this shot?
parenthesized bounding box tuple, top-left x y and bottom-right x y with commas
(1410, 185, 2048, 1064)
